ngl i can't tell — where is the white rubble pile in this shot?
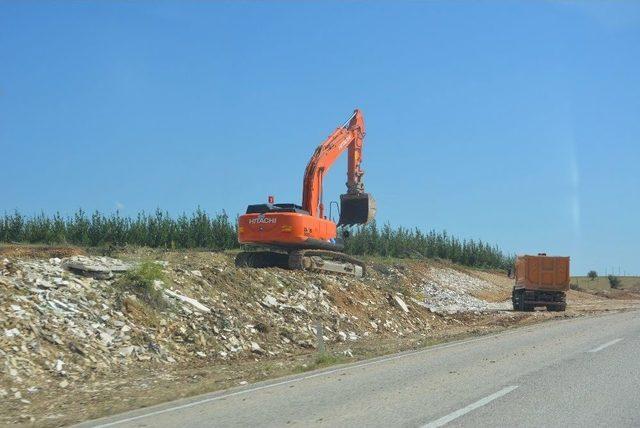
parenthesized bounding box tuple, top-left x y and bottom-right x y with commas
(0, 256, 190, 402)
(0, 256, 427, 394)
(427, 267, 500, 294)
(62, 255, 135, 279)
(422, 282, 508, 314)
(1, 252, 511, 415)
(423, 267, 510, 314)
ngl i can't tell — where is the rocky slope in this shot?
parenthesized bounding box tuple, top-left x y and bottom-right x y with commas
(0, 246, 633, 426)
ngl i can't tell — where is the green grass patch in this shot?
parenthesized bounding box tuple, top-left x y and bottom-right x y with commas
(115, 261, 168, 309)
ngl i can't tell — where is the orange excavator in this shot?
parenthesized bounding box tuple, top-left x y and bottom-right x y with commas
(236, 109, 376, 277)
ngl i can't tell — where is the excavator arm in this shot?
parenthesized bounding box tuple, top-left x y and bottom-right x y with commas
(301, 109, 376, 225)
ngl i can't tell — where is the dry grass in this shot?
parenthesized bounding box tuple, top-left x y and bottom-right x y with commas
(571, 276, 640, 291)
(0, 243, 85, 259)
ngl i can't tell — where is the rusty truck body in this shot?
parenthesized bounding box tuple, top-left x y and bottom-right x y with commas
(512, 254, 570, 312)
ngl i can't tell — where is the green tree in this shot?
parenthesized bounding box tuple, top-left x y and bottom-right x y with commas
(1, 209, 514, 270)
(608, 275, 621, 289)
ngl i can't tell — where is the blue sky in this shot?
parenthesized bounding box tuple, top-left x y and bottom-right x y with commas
(1, 1, 639, 275)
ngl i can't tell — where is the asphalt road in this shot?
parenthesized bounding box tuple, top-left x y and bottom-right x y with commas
(80, 310, 640, 428)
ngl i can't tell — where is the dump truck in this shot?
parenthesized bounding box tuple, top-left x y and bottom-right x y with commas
(512, 254, 570, 312)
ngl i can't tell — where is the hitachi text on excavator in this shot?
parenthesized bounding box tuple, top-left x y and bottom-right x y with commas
(235, 109, 376, 277)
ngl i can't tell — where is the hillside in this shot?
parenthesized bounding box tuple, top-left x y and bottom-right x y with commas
(1, 246, 637, 426)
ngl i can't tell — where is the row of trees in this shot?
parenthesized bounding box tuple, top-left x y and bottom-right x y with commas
(344, 222, 513, 269)
(0, 210, 513, 270)
(0, 209, 237, 250)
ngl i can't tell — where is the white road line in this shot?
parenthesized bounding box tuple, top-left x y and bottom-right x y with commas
(421, 386, 519, 428)
(88, 332, 521, 428)
(84, 312, 618, 428)
(587, 338, 623, 353)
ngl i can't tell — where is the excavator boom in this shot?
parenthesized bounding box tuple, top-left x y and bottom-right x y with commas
(301, 109, 376, 225)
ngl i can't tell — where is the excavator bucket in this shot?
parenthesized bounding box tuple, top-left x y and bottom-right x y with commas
(338, 193, 376, 226)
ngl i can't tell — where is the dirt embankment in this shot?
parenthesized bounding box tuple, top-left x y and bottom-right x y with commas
(1, 246, 637, 426)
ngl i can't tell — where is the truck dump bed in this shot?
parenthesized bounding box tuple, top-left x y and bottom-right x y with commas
(515, 255, 570, 292)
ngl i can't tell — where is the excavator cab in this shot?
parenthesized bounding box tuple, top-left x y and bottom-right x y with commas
(338, 192, 376, 226)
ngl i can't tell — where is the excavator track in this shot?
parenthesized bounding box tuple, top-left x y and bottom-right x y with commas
(288, 250, 366, 277)
(235, 251, 289, 269)
(235, 250, 366, 278)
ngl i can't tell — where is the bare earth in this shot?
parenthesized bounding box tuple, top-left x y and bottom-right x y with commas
(1, 246, 638, 427)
